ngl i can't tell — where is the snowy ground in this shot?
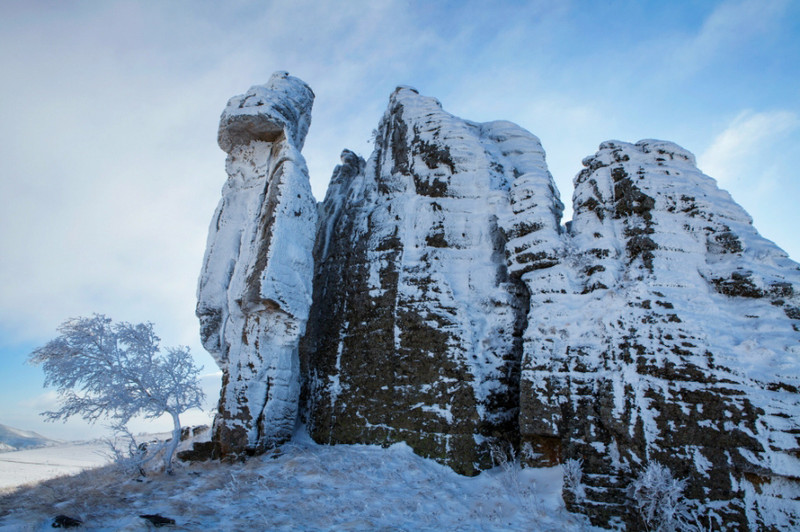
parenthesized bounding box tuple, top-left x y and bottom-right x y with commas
(0, 440, 110, 491)
(0, 431, 595, 531)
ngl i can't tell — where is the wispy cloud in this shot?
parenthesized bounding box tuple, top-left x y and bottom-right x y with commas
(672, 0, 789, 74)
(19, 390, 60, 412)
(699, 109, 798, 184)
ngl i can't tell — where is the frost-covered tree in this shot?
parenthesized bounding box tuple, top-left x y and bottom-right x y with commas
(29, 314, 205, 473)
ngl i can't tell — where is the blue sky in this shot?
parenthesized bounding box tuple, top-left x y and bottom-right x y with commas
(1, 0, 798, 440)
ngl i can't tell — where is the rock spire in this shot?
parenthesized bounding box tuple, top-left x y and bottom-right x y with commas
(197, 72, 317, 456)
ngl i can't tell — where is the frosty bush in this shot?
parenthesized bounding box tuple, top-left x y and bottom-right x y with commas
(520, 441, 538, 462)
(489, 442, 542, 514)
(104, 423, 161, 477)
(29, 314, 205, 473)
(563, 458, 586, 500)
(629, 461, 689, 532)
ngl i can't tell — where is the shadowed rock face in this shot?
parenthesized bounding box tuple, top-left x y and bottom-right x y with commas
(520, 140, 800, 529)
(198, 79, 800, 528)
(197, 72, 317, 457)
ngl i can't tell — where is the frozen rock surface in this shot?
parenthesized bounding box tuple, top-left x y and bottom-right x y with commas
(196, 72, 317, 457)
(300, 87, 564, 474)
(198, 79, 800, 528)
(520, 139, 800, 528)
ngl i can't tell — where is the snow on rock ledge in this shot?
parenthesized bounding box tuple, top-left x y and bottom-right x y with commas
(197, 72, 317, 457)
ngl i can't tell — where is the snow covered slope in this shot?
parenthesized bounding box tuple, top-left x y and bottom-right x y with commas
(0, 440, 109, 491)
(196, 72, 318, 457)
(0, 432, 593, 531)
(0, 424, 59, 453)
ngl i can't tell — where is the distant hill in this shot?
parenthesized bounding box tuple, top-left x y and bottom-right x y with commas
(0, 423, 60, 452)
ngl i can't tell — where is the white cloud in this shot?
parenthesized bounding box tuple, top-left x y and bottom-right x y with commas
(699, 110, 798, 184)
(18, 390, 60, 412)
(674, 0, 789, 74)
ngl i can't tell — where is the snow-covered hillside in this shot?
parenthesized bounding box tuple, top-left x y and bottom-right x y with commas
(0, 440, 109, 491)
(0, 424, 60, 453)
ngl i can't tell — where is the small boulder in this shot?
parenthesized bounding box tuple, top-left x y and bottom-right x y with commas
(52, 514, 82, 528)
(177, 441, 214, 462)
(139, 514, 175, 527)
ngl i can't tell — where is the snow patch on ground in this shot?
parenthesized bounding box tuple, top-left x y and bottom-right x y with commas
(0, 440, 110, 491)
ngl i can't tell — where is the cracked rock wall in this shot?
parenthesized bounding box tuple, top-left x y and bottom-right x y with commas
(520, 140, 800, 529)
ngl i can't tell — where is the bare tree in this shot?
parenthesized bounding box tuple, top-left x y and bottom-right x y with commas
(29, 314, 205, 473)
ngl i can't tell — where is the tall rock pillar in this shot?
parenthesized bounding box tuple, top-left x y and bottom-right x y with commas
(197, 72, 317, 457)
(301, 87, 561, 474)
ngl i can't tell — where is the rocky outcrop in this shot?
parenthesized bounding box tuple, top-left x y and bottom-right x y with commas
(196, 72, 317, 457)
(299, 87, 567, 474)
(197, 77, 800, 528)
(520, 140, 800, 528)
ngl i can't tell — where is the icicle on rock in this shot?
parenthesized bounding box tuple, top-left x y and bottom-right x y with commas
(196, 72, 317, 457)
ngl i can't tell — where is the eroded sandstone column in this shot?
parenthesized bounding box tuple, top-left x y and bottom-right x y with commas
(197, 72, 317, 457)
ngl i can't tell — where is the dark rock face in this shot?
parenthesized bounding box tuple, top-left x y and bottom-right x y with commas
(300, 88, 563, 475)
(519, 140, 800, 529)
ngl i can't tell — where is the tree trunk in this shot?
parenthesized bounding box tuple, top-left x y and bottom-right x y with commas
(165, 410, 181, 474)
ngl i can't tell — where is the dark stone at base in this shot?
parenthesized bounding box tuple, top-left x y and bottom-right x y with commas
(177, 441, 215, 462)
(140, 514, 176, 527)
(52, 515, 82, 528)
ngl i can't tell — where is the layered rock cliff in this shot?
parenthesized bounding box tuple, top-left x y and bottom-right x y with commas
(198, 73, 800, 528)
(520, 140, 800, 528)
(300, 87, 564, 474)
(196, 72, 317, 456)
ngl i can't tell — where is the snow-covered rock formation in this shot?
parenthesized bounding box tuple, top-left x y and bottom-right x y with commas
(300, 87, 562, 474)
(196, 72, 317, 457)
(520, 140, 800, 528)
(197, 77, 800, 528)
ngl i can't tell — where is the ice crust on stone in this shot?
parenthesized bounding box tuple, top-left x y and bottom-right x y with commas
(217, 71, 314, 152)
(196, 72, 317, 456)
(519, 139, 800, 528)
